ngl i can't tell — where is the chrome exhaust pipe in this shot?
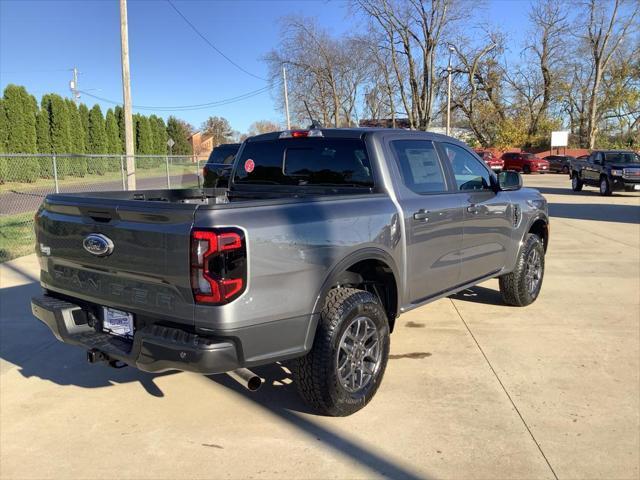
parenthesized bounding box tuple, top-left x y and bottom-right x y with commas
(227, 368, 263, 391)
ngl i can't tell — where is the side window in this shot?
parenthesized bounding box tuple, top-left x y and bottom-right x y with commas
(441, 143, 492, 191)
(594, 152, 603, 164)
(390, 140, 448, 194)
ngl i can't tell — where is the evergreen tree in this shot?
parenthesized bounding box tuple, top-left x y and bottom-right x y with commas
(2, 85, 39, 181)
(87, 105, 107, 174)
(66, 99, 85, 154)
(135, 114, 154, 166)
(105, 109, 121, 154)
(114, 105, 126, 152)
(44, 94, 78, 177)
(166, 116, 193, 155)
(66, 100, 88, 176)
(105, 109, 121, 171)
(0, 99, 7, 182)
(35, 107, 53, 177)
(149, 115, 168, 155)
(78, 103, 90, 152)
(36, 107, 51, 153)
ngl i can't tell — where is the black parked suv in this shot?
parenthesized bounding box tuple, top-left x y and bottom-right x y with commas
(543, 155, 575, 174)
(203, 143, 240, 188)
(571, 150, 640, 195)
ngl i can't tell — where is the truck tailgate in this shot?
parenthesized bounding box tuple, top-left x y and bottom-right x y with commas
(35, 196, 197, 326)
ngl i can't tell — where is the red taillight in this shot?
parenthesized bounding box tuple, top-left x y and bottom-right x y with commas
(291, 130, 309, 138)
(190, 228, 246, 305)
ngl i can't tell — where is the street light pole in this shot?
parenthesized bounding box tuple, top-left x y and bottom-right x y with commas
(282, 65, 291, 130)
(446, 45, 455, 137)
(119, 0, 136, 190)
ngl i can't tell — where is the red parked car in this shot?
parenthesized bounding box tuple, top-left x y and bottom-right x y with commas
(475, 150, 504, 172)
(501, 152, 549, 174)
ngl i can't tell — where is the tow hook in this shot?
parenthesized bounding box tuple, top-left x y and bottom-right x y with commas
(86, 349, 127, 369)
(87, 348, 109, 364)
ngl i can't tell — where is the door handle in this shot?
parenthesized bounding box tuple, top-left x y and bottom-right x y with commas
(413, 209, 430, 221)
(467, 204, 479, 214)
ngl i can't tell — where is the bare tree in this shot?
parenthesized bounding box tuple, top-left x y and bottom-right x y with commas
(449, 32, 506, 146)
(507, 0, 567, 143)
(247, 120, 282, 136)
(354, 0, 468, 130)
(581, 0, 639, 148)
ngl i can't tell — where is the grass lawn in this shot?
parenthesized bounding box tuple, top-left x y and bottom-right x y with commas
(0, 213, 35, 263)
(0, 163, 198, 194)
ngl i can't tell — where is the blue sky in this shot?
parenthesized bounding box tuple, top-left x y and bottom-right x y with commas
(0, 0, 530, 133)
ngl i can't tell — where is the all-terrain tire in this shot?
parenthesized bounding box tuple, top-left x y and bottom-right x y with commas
(571, 173, 583, 191)
(292, 288, 390, 416)
(499, 234, 545, 307)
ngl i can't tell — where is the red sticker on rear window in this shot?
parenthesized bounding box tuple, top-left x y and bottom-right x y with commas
(244, 159, 255, 173)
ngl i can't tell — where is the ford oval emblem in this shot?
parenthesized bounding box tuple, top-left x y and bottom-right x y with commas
(83, 234, 114, 257)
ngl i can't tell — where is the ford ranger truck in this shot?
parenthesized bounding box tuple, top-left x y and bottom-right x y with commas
(31, 128, 549, 416)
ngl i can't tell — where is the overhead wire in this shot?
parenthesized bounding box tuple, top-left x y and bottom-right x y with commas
(166, 0, 268, 82)
(78, 80, 281, 112)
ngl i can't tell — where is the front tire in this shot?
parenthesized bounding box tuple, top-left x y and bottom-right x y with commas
(599, 176, 612, 196)
(499, 234, 545, 307)
(292, 288, 390, 416)
(523, 165, 531, 174)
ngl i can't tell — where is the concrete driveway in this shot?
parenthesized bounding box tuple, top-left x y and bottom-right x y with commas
(1, 174, 638, 479)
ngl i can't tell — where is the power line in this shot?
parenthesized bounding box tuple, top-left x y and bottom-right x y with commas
(166, 0, 268, 82)
(78, 81, 280, 112)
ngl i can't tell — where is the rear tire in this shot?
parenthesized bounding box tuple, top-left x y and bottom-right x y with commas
(292, 288, 390, 416)
(599, 176, 612, 196)
(562, 166, 569, 175)
(571, 174, 583, 191)
(499, 234, 545, 307)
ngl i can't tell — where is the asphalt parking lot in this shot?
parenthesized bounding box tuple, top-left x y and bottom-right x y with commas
(1, 173, 638, 480)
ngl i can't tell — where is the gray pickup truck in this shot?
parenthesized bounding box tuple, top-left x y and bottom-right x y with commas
(31, 128, 549, 416)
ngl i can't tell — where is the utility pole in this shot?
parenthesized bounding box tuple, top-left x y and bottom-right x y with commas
(119, 0, 136, 190)
(69, 67, 80, 105)
(446, 45, 455, 137)
(282, 65, 291, 130)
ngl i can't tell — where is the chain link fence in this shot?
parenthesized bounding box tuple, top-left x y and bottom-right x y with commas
(0, 153, 208, 262)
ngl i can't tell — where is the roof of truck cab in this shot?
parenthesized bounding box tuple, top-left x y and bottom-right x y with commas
(592, 150, 636, 154)
(245, 128, 464, 144)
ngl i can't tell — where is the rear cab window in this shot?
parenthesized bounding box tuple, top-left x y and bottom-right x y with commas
(232, 136, 374, 190)
(207, 145, 240, 166)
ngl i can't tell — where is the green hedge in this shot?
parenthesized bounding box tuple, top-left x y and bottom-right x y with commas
(1, 157, 40, 183)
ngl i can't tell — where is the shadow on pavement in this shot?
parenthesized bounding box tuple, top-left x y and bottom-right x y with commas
(207, 365, 429, 480)
(549, 203, 640, 224)
(536, 185, 640, 198)
(0, 265, 173, 396)
(450, 286, 505, 306)
(2, 262, 429, 479)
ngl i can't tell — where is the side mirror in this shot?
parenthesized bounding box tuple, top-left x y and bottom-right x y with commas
(498, 170, 522, 191)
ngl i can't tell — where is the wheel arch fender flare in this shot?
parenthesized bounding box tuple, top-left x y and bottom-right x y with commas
(311, 248, 401, 318)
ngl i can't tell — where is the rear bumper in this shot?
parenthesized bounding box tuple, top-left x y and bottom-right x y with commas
(31, 294, 241, 374)
(529, 164, 549, 173)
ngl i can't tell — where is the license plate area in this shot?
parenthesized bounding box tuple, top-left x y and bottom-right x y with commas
(102, 307, 134, 339)
(634, 184, 640, 190)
